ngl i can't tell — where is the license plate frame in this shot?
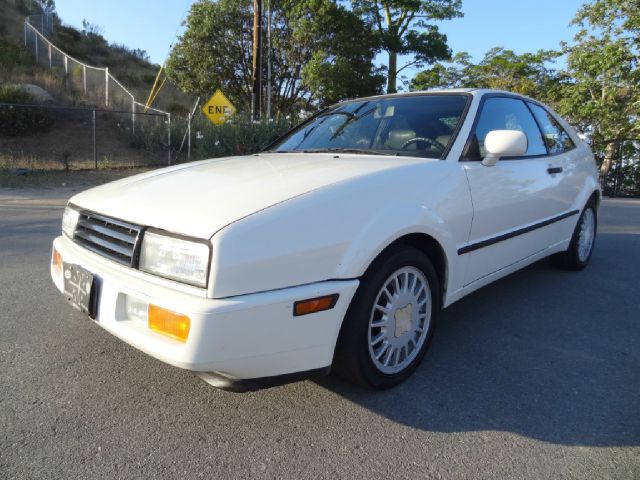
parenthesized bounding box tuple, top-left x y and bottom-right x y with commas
(63, 262, 99, 319)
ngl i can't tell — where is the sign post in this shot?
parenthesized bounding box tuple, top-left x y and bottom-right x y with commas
(202, 90, 236, 125)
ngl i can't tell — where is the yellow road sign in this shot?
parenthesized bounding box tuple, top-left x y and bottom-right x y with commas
(202, 89, 236, 125)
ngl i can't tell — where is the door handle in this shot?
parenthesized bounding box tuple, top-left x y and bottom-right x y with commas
(547, 166, 563, 174)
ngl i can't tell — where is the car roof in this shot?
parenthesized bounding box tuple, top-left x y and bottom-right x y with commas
(351, 88, 536, 101)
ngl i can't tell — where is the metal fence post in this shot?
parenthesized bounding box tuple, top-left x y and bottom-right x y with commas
(34, 33, 38, 61)
(83, 65, 87, 95)
(187, 110, 192, 162)
(131, 96, 135, 135)
(64, 55, 67, 74)
(105, 68, 109, 107)
(167, 113, 172, 165)
(93, 109, 98, 170)
(24, 23, 27, 47)
(48, 43, 51, 68)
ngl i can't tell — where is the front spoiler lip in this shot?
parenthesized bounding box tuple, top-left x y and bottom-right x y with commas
(196, 366, 331, 393)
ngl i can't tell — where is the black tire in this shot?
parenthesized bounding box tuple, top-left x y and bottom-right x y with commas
(551, 199, 597, 270)
(333, 245, 440, 389)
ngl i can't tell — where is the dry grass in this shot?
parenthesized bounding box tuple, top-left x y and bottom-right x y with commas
(0, 107, 170, 170)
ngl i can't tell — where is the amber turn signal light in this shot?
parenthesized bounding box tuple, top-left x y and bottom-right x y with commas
(148, 304, 190, 342)
(293, 294, 339, 316)
(51, 247, 62, 275)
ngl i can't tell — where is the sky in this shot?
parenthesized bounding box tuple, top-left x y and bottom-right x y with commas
(54, 0, 585, 74)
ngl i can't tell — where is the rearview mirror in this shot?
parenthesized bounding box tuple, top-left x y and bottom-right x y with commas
(482, 130, 528, 166)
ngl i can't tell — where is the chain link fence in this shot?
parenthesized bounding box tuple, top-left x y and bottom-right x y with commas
(22, 13, 171, 133)
(0, 103, 171, 171)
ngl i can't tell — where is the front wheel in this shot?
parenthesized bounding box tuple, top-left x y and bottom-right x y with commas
(552, 201, 597, 270)
(333, 245, 440, 389)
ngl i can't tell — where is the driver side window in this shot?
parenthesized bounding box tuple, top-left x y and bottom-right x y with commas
(466, 97, 546, 160)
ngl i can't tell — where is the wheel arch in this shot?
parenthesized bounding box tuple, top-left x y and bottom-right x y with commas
(360, 232, 449, 306)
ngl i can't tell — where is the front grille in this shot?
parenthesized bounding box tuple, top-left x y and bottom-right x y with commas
(73, 210, 142, 266)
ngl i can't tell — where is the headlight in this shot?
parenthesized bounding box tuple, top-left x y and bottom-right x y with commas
(139, 231, 210, 287)
(62, 206, 80, 238)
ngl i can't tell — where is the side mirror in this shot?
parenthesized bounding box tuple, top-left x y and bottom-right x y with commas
(482, 130, 528, 166)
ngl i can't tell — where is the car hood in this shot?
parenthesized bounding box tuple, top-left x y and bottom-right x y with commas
(70, 153, 430, 239)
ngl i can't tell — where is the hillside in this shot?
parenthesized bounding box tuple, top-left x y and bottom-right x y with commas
(0, 0, 192, 114)
(0, 0, 194, 172)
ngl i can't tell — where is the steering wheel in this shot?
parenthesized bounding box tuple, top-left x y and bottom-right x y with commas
(400, 137, 446, 153)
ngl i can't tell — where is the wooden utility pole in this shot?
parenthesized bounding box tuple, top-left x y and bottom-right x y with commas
(251, 0, 262, 121)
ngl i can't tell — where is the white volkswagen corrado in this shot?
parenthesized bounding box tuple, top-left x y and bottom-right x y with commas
(51, 89, 600, 391)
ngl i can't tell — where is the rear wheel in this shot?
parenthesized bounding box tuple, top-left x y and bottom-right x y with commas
(334, 245, 440, 389)
(552, 200, 597, 270)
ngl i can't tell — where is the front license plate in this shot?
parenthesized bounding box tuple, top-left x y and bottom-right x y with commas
(63, 263, 98, 319)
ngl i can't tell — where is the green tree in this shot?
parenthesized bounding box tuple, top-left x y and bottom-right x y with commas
(556, 0, 639, 179)
(410, 48, 564, 104)
(167, 0, 382, 114)
(352, 0, 462, 93)
(166, 0, 253, 111)
(291, 0, 385, 107)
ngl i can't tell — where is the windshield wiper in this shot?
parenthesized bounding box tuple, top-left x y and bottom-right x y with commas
(306, 148, 397, 156)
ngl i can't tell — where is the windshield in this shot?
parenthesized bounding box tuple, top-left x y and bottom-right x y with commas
(270, 94, 469, 159)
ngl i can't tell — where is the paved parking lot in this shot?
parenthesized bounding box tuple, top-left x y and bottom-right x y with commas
(1, 188, 638, 479)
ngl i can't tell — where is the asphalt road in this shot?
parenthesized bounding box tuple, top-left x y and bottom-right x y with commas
(1, 189, 638, 479)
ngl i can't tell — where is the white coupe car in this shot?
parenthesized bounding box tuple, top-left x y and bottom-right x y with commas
(51, 89, 600, 391)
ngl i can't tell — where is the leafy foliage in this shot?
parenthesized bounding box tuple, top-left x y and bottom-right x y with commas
(0, 85, 53, 136)
(0, 38, 32, 69)
(410, 48, 565, 104)
(174, 114, 294, 160)
(352, 0, 462, 93)
(166, 0, 384, 115)
(556, 0, 639, 177)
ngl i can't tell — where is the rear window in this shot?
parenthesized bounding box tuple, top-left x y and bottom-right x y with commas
(528, 103, 575, 154)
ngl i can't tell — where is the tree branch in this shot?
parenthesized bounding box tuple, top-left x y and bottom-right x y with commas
(398, 12, 415, 38)
(373, 0, 385, 33)
(396, 59, 421, 75)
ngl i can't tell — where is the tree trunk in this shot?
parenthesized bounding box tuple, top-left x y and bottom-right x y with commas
(599, 142, 617, 188)
(387, 50, 397, 94)
(251, 0, 262, 120)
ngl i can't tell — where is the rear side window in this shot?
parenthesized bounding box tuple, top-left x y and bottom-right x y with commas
(465, 97, 546, 159)
(528, 103, 575, 154)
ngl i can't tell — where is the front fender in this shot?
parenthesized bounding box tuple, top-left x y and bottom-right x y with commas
(334, 202, 456, 279)
(209, 161, 472, 299)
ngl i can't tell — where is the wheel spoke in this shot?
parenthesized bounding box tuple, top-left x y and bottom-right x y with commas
(375, 342, 389, 360)
(383, 347, 395, 366)
(370, 331, 385, 347)
(370, 316, 388, 328)
(383, 287, 394, 301)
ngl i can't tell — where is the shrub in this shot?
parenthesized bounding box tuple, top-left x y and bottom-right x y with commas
(0, 85, 54, 136)
(0, 39, 31, 69)
(182, 114, 294, 160)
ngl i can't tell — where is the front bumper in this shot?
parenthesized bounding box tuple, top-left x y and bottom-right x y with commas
(51, 235, 359, 380)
